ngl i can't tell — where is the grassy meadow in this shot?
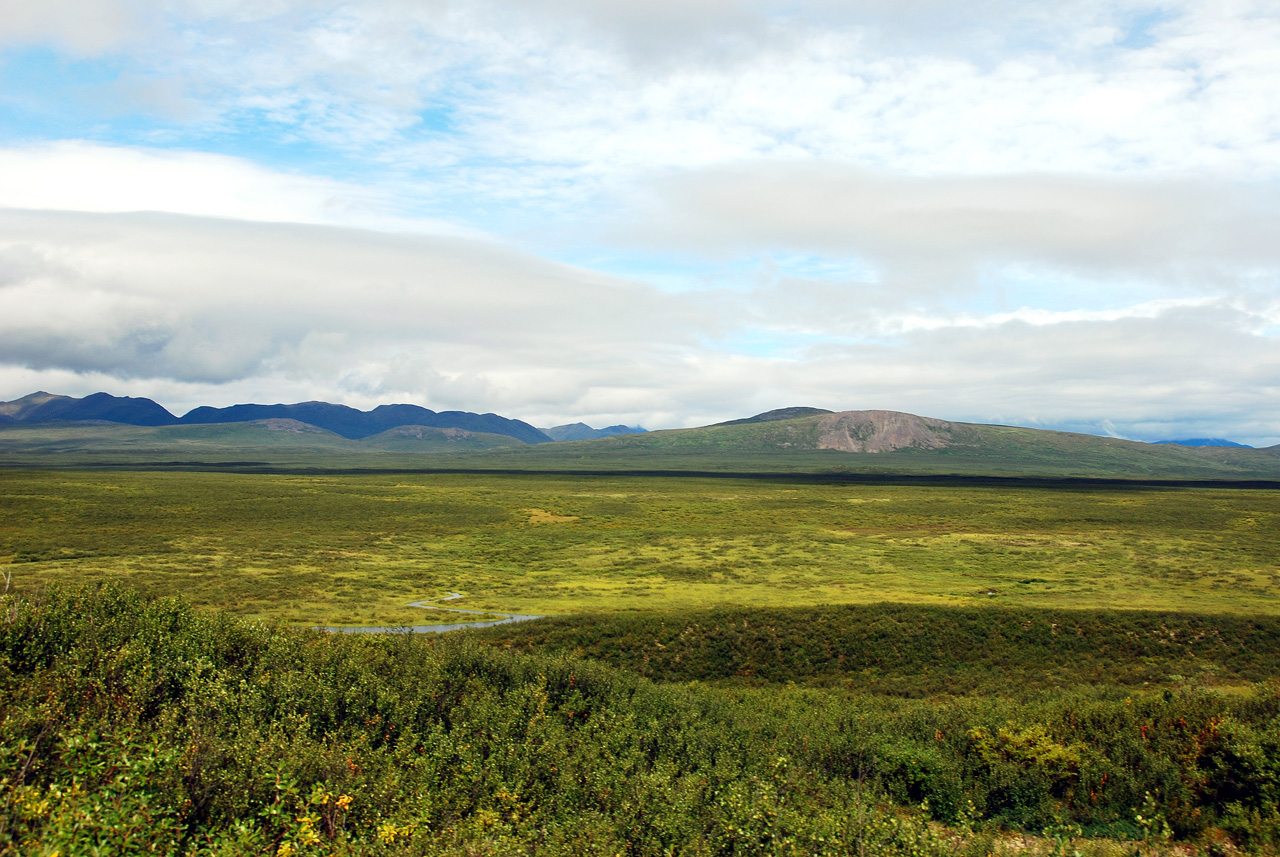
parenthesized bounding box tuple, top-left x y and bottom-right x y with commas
(3, 469, 1280, 627)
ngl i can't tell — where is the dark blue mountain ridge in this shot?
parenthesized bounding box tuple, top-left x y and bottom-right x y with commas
(712, 406, 834, 427)
(0, 392, 551, 443)
(177, 401, 552, 443)
(1152, 438, 1252, 448)
(540, 423, 648, 441)
(0, 391, 179, 426)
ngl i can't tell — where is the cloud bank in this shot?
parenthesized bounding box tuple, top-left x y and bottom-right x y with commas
(1, 0, 1278, 443)
(2, 205, 1276, 443)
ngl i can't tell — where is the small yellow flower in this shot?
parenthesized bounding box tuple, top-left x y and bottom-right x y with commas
(336, 794, 353, 810)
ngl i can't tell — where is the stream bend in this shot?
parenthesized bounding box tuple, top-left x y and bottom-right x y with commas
(317, 591, 545, 634)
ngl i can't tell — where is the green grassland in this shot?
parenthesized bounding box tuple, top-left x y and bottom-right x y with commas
(3, 469, 1280, 627)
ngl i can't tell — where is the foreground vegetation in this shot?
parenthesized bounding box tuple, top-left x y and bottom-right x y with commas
(4, 585, 1280, 855)
(477, 603, 1280, 696)
(4, 470, 1280, 626)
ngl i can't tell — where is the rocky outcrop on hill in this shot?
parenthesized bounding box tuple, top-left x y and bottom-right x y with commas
(256, 418, 331, 433)
(814, 410, 965, 453)
(377, 425, 478, 440)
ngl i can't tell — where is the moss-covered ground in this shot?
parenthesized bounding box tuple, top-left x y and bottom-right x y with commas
(2, 470, 1279, 627)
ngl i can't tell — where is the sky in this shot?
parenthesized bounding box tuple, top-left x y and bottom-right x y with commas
(1, 1, 1278, 443)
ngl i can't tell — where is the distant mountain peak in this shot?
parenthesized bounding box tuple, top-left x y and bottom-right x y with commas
(0, 391, 177, 426)
(1152, 438, 1252, 448)
(541, 423, 648, 442)
(0, 391, 71, 419)
(713, 406, 834, 427)
(0, 392, 550, 443)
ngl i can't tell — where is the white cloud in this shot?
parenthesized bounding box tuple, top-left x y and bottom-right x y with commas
(1, 208, 1278, 444)
(0, 142, 476, 235)
(0, 0, 147, 54)
(0, 208, 714, 412)
(615, 165, 1280, 297)
(10, 1, 1280, 195)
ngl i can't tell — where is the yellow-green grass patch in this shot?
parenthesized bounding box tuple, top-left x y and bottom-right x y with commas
(3, 469, 1279, 626)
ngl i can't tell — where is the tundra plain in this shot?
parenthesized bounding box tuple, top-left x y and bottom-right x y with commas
(3, 469, 1279, 627)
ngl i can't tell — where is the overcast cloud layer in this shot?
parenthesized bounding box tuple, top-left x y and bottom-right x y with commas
(1, 0, 1278, 443)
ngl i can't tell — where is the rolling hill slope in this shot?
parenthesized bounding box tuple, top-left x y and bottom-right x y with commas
(478, 409, 1280, 479)
(2, 402, 1277, 479)
(360, 424, 526, 451)
(0, 419, 527, 467)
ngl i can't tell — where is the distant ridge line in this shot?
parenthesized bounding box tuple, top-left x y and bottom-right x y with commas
(540, 423, 647, 441)
(0, 391, 551, 444)
(24, 459, 1280, 489)
(713, 406, 834, 427)
(1153, 438, 1252, 448)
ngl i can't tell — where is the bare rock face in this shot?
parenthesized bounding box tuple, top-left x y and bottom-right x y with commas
(382, 425, 473, 440)
(256, 418, 327, 433)
(815, 410, 957, 453)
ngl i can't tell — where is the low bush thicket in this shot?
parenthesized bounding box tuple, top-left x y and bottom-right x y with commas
(2, 585, 1278, 855)
(477, 604, 1280, 695)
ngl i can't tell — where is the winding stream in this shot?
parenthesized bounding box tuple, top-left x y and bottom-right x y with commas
(317, 591, 545, 634)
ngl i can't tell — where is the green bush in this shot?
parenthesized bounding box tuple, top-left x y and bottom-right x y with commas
(3, 584, 1279, 855)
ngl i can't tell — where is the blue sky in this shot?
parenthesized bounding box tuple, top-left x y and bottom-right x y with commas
(1, 0, 1278, 443)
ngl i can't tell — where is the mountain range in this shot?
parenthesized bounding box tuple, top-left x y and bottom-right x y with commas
(540, 423, 649, 441)
(0, 391, 651, 444)
(0, 391, 558, 443)
(1152, 438, 1253, 448)
(2, 391, 1276, 479)
(0, 391, 179, 427)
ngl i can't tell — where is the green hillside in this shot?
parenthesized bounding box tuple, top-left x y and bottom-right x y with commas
(358, 424, 524, 452)
(2, 410, 1278, 480)
(0, 420, 524, 468)
(466, 412, 1280, 480)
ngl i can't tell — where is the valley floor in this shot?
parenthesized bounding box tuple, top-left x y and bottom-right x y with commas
(2, 469, 1279, 626)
